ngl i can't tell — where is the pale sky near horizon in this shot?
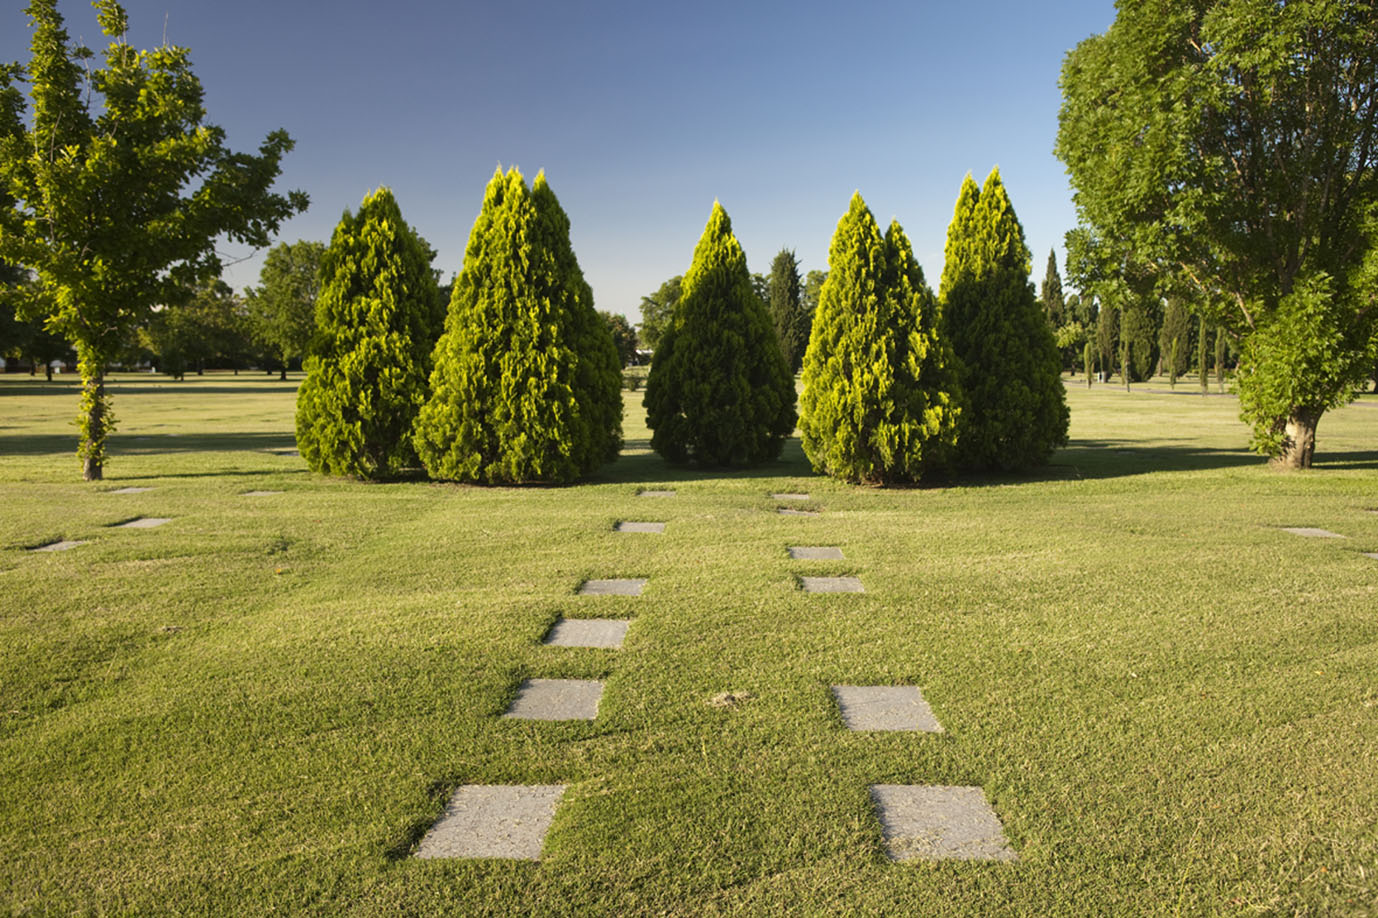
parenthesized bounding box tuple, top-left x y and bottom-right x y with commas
(2, 0, 1117, 322)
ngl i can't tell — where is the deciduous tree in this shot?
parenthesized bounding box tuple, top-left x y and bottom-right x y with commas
(246, 240, 324, 380)
(0, 0, 305, 479)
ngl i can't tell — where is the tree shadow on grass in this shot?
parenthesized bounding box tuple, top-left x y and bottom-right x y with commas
(0, 432, 298, 457)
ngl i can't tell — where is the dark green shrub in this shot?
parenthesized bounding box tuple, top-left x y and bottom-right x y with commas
(413, 167, 622, 484)
(798, 193, 959, 483)
(644, 202, 795, 465)
(939, 170, 1068, 471)
(295, 187, 441, 479)
(767, 248, 809, 374)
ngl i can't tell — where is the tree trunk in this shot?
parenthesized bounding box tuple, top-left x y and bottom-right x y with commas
(45, 363, 53, 382)
(1273, 405, 1322, 470)
(79, 358, 110, 481)
(279, 367, 288, 381)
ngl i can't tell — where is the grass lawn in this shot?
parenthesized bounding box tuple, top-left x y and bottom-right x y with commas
(2, 372, 1377, 916)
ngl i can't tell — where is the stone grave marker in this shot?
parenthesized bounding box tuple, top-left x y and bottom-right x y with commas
(116, 517, 172, 529)
(772, 493, 809, 501)
(414, 785, 566, 860)
(504, 679, 603, 721)
(832, 686, 942, 732)
(800, 575, 863, 593)
(107, 487, 153, 495)
(1281, 527, 1345, 539)
(30, 540, 86, 553)
(869, 785, 1016, 862)
(778, 508, 820, 518)
(615, 521, 665, 534)
(544, 619, 629, 649)
(638, 489, 675, 498)
(789, 546, 844, 560)
(578, 578, 646, 596)
(242, 490, 284, 497)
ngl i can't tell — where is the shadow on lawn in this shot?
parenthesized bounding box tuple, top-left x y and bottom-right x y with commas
(0, 431, 297, 457)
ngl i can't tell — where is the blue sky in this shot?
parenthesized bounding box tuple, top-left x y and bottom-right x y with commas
(3, 0, 1116, 321)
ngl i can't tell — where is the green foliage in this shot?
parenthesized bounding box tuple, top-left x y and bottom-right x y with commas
(940, 171, 1069, 471)
(1095, 301, 1118, 374)
(1236, 272, 1373, 459)
(638, 275, 681, 350)
(1084, 340, 1094, 387)
(141, 278, 253, 379)
(1120, 295, 1160, 383)
(1056, 0, 1378, 465)
(1041, 249, 1065, 327)
(246, 240, 325, 379)
(802, 269, 827, 318)
(644, 202, 795, 466)
(413, 168, 622, 484)
(0, 0, 305, 478)
(295, 188, 440, 480)
(798, 194, 959, 483)
(600, 311, 638, 367)
(1159, 297, 1193, 379)
(767, 248, 810, 374)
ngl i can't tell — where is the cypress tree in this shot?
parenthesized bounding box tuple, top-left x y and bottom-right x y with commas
(798, 193, 959, 483)
(1198, 314, 1209, 392)
(939, 170, 1068, 471)
(644, 202, 795, 465)
(413, 167, 622, 484)
(1040, 249, 1065, 327)
(768, 248, 809, 374)
(295, 187, 441, 479)
(1121, 296, 1159, 382)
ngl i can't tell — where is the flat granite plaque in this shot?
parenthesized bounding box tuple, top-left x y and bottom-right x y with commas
(30, 540, 86, 552)
(414, 785, 566, 860)
(1281, 527, 1345, 538)
(116, 517, 172, 529)
(779, 508, 820, 517)
(772, 493, 810, 501)
(789, 546, 844, 560)
(504, 679, 603, 721)
(638, 489, 675, 498)
(242, 490, 283, 497)
(615, 521, 665, 533)
(578, 578, 646, 596)
(870, 785, 1016, 862)
(832, 685, 942, 732)
(801, 576, 864, 593)
(544, 619, 629, 649)
(107, 487, 153, 494)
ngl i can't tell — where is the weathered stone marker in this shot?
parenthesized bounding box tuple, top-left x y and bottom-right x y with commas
(638, 489, 675, 498)
(504, 679, 604, 721)
(788, 546, 844, 560)
(30, 540, 86, 552)
(578, 578, 647, 596)
(832, 685, 942, 732)
(544, 619, 630, 649)
(800, 576, 863, 593)
(116, 517, 172, 529)
(615, 521, 665, 533)
(869, 785, 1016, 862)
(414, 785, 566, 860)
(1281, 527, 1345, 538)
(107, 487, 153, 494)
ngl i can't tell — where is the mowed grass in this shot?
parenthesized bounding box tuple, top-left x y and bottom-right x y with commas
(2, 373, 1377, 916)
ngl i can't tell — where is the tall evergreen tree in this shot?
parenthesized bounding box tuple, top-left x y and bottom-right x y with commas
(413, 167, 622, 484)
(1159, 296, 1192, 380)
(799, 193, 959, 483)
(940, 170, 1068, 471)
(767, 248, 809, 374)
(1095, 300, 1118, 377)
(295, 187, 442, 479)
(1121, 294, 1160, 382)
(644, 202, 795, 465)
(1041, 249, 1065, 327)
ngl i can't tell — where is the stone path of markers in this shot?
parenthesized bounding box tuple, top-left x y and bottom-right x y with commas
(26, 484, 1378, 865)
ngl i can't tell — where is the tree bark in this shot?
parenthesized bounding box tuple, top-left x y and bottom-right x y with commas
(81, 366, 108, 481)
(279, 367, 288, 381)
(1273, 405, 1322, 470)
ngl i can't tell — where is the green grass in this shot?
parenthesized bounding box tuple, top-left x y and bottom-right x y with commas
(2, 372, 1377, 916)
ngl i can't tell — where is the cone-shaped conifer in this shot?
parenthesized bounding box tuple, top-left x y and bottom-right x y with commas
(644, 202, 795, 465)
(798, 193, 959, 483)
(768, 248, 808, 374)
(939, 170, 1068, 471)
(413, 167, 622, 483)
(295, 187, 442, 479)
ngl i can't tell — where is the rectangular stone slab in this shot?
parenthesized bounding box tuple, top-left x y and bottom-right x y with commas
(615, 521, 665, 533)
(1281, 527, 1345, 538)
(504, 678, 603, 720)
(30, 540, 86, 552)
(414, 784, 566, 860)
(832, 685, 942, 732)
(789, 546, 844, 560)
(544, 618, 629, 649)
(578, 578, 646, 596)
(241, 490, 283, 497)
(638, 489, 675, 497)
(772, 493, 810, 500)
(801, 576, 864, 593)
(116, 517, 172, 529)
(1365, 552, 1378, 560)
(107, 487, 153, 494)
(870, 785, 1016, 862)
(778, 508, 820, 517)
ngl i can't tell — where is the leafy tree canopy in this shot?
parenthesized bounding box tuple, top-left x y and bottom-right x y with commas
(246, 240, 325, 380)
(0, 0, 306, 479)
(638, 275, 681, 350)
(1057, 0, 1378, 467)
